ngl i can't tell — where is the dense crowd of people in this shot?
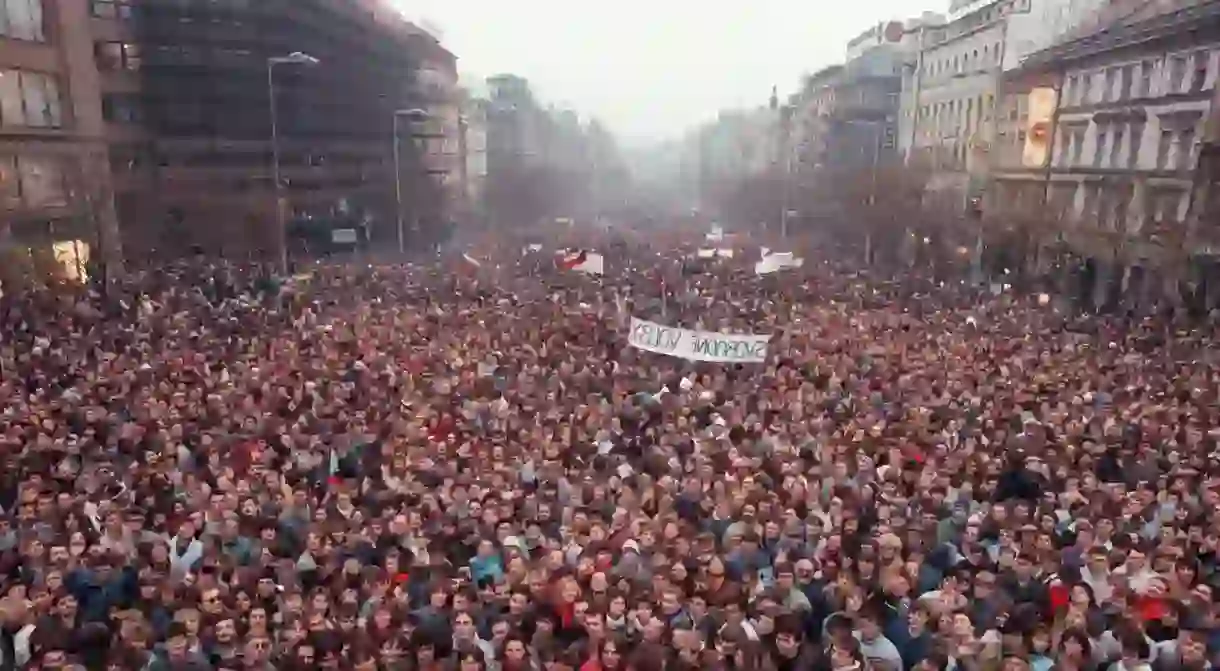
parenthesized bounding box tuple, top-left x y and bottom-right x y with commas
(0, 230, 1217, 671)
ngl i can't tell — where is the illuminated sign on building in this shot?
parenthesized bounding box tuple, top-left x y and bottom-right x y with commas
(1022, 87, 1058, 168)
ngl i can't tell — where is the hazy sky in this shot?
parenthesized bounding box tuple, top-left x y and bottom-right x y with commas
(394, 0, 930, 146)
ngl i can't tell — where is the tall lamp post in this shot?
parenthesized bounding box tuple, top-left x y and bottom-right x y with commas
(392, 108, 431, 255)
(267, 51, 319, 274)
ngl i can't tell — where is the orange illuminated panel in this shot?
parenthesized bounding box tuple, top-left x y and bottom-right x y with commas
(1022, 87, 1058, 168)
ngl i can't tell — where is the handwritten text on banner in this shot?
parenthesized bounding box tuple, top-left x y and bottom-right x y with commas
(627, 317, 770, 363)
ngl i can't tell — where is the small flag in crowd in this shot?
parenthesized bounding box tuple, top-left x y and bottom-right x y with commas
(558, 250, 604, 275)
(558, 250, 588, 269)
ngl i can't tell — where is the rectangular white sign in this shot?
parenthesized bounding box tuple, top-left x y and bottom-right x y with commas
(627, 317, 769, 363)
(755, 252, 804, 275)
(331, 228, 358, 244)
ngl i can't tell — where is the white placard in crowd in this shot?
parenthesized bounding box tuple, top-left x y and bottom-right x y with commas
(627, 317, 769, 363)
(755, 251, 804, 275)
(578, 253, 605, 275)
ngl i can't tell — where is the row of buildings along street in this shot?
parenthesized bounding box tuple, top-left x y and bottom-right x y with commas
(0, 0, 627, 280)
(680, 0, 1220, 312)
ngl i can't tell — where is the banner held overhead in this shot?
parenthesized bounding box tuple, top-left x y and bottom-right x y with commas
(627, 317, 769, 363)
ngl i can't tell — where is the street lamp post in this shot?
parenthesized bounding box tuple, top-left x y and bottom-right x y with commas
(392, 108, 431, 255)
(267, 51, 319, 275)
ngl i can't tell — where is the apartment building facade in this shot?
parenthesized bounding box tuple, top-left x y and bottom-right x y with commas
(988, 0, 1220, 307)
(797, 24, 906, 181)
(904, 1, 1012, 204)
(413, 42, 463, 230)
(1, 0, 120, 278)
(902, 0, 1111, 208)
(461, 95, 488, 219)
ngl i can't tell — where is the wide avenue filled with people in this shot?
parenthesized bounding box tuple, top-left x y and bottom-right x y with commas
(0, 226, 1216, 671)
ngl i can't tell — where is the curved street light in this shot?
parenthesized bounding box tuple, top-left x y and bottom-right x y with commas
(267, 51, 320, 274)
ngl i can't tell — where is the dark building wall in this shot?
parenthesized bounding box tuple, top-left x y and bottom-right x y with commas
(822, 74, 902, 173)
(93, 0, 430, 262)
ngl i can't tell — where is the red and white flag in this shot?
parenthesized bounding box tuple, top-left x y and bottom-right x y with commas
(558, 250, 604, 275)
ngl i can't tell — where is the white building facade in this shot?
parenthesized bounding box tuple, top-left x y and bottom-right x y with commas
(989, 0, 1220, 307)
(901, 0, 1110, 205)
(461, 97, 488, 216)
(994, 8, 1220, 229)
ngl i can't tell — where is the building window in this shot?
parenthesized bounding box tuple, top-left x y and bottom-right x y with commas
(0, 69, 62, 129)
(96, 41, 142, 71)
(1095, 127, 1108, 167)
(1151, 189, 1182, 223)
(1139, 60, 1156, 97)
(1104, 68, 1117, 102)
(1113, 188, 1130, 231)
(1093, 71, 1108, 103)
(1190, 51, 1210, 92)
(0, 0, 45, 42)
(1070, 127, 1085, 166)
(90, 0, 134, 19)
(1177, 127, 1196, 171)
(1083, 184, 1102, 221)
(0, 153, 69, 209)
(1157, 129, 1173, 169)
(0, 154, 20, 209)
(1168, 55, 1188, 95)
(1111, 126, 1124, 167)
(1129, 121, 1144, 169)
(18, 154, 67, 207)
(1119, 65, 1134, 100)
(102, 93, 142, 123)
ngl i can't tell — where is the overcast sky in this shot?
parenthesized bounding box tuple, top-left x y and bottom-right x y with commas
(394, 0, 931, 146)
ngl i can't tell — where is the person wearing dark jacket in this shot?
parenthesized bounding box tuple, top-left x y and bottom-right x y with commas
(773, 613, 820, 671)
(993, 453, 1042, 503)
(66, 559, 137, 623)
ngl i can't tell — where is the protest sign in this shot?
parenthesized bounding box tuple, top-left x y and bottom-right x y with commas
(755, 251, 804, 275)
(627, 317, 769, 363)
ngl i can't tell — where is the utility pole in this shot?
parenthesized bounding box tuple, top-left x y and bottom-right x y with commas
(778, 103, 793, 238)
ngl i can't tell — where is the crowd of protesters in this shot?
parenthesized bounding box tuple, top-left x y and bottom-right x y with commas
(0, 228, 1218, 671)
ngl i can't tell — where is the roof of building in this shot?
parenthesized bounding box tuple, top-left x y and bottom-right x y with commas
(1020, 0, 1220, 71)
(802, 65, 846, 93)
